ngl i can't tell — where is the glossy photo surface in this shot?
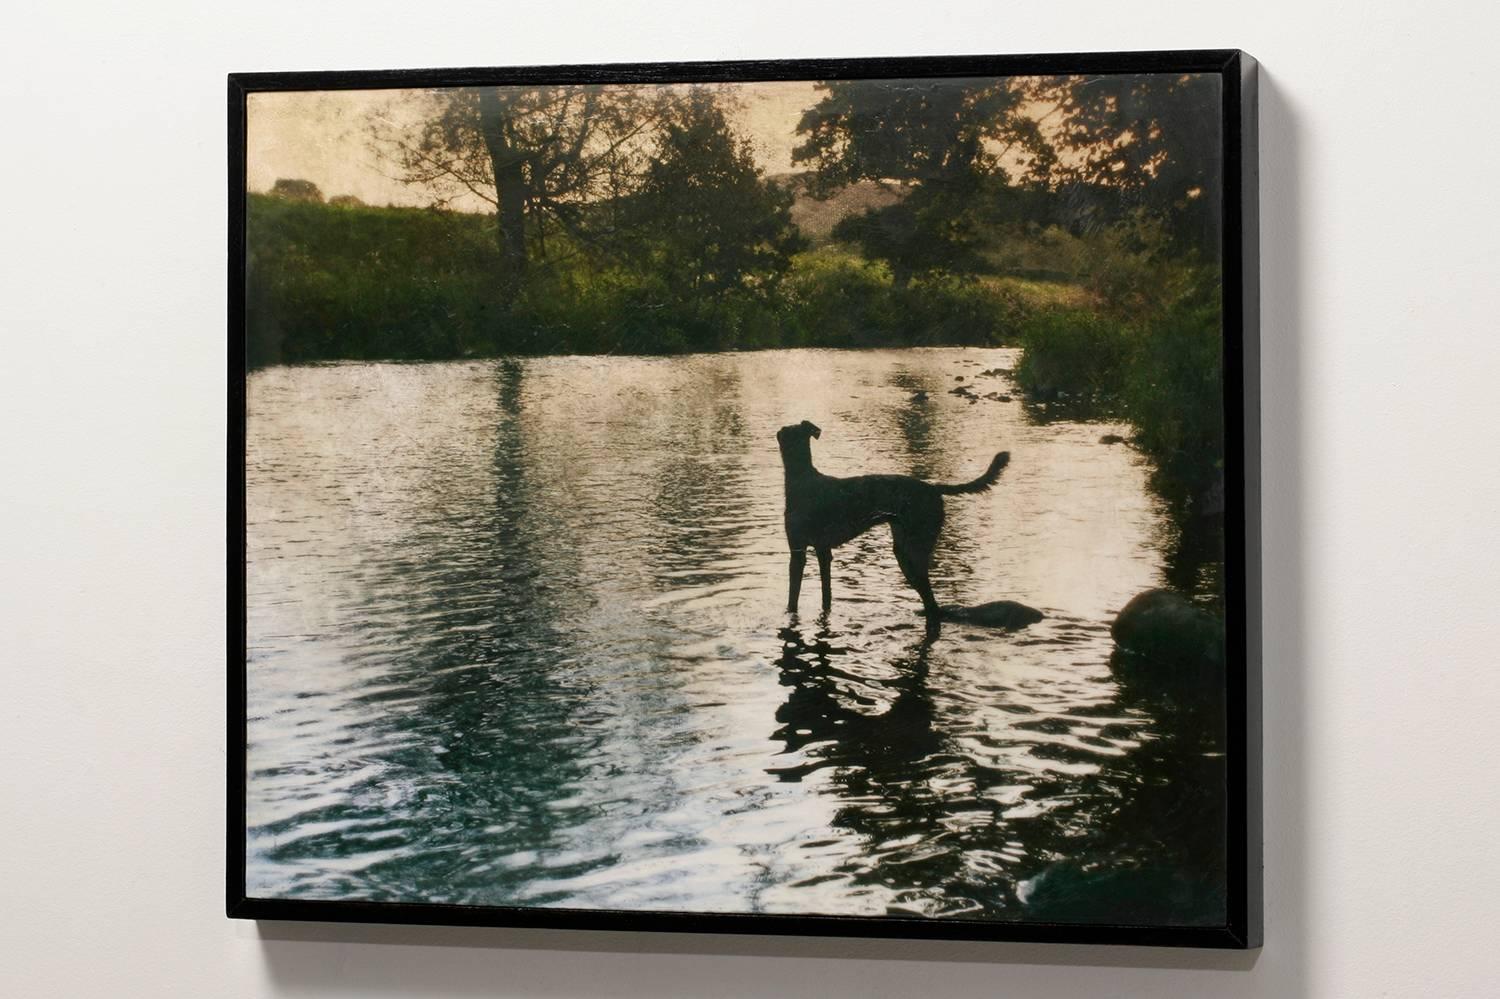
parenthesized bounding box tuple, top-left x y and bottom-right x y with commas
(230, 52, 1260, 947)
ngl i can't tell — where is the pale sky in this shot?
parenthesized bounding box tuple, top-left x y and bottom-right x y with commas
(247, 82, 822, 212)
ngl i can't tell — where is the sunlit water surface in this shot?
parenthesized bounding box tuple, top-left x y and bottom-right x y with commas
(245, 348, 1225, 924)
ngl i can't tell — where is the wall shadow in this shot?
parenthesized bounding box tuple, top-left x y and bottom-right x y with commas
(1250, 63, 1312, 995)
(255, 68, 1307, 994)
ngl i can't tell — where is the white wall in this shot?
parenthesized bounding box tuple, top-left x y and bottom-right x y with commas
(4, 2, 1498, 995)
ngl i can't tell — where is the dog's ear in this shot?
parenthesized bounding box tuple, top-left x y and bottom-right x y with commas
(802, 420, 822, 439)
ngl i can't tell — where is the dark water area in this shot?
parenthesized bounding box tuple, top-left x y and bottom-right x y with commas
(244, 348, 1226, 924)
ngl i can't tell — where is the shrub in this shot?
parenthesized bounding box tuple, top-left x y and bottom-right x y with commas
(245, 197, 1098, 365)
(1121, 289, 1224, 508)
(897, 273, 1028, 346)
(1010, 269, 1224, 512)
(1012, 310, 1132, 404)
(245, 194, 499, 366)
(780, 249, 898, 347)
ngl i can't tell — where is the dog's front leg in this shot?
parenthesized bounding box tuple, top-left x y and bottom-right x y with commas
(787, 548, 807, 613)
(816, 547, 832, 612)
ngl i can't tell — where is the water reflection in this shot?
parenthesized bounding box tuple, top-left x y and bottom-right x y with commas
(245, 348, 1226, 924)
(770, 624, 939, 781)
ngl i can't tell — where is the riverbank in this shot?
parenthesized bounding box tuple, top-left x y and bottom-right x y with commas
(1011, 277, 1225, 523)
(246, 193, 1224, 546)
(244, 194, 1080, 367)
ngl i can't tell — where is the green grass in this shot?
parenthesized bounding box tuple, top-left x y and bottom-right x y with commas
(245, 199, 1058, 365)
(979, 274, 1096, 311)
(246, 194, 504, 366)
(772, 245, 1039, 348)
(1012, 309, 1134, 406)
(1121, 293, 1225, 510)
(1010, 275, 1225, 512)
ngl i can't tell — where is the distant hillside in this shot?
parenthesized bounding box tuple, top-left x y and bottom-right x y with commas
(769, 173, 908, 245)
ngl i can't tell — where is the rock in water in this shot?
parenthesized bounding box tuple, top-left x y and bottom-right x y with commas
(1111, 588, 1224, 669)
(1020, 860, 1225, 926)
(941, 601, 1044, 629)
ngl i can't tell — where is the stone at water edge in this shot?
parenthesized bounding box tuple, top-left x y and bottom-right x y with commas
(1111, 588, 1224, 670)
(1019, 860, 1224, 927)
(940, 601, 1045, 629)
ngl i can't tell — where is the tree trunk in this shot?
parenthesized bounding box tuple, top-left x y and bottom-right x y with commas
(477, 90, 528, 300)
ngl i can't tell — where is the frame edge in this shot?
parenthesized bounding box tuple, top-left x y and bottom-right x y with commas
(226, 49, 1244, 93)
(1218, 48, 1263, 951)
(227, 72, 251, 919)
(226, 50, 1264, 951)
(1237, 49, 1264, 951)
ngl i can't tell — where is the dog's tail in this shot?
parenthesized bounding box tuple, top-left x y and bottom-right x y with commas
(936, 451, 1010, 495)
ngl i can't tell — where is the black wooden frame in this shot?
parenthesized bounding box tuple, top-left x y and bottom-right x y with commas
(228, 49, 1261, 949)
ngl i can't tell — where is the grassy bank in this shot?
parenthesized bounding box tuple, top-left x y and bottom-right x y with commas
(245, 195, 1076, 366)
(246, 195, 501, 365)
(1011, 275, 1225, 515)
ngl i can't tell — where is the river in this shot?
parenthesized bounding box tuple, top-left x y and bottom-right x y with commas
(244, 347, 1225, 924)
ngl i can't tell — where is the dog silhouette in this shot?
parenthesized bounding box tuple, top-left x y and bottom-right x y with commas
(776, 420, 1008, 630)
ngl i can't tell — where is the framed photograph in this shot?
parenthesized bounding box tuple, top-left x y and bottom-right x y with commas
(229, 49, 1260, 948)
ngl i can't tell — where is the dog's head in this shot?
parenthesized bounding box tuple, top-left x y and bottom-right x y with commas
(776, 420, 821, 465)
(776, 420, 821, 445)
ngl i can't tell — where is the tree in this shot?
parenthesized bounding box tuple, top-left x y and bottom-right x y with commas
(792, 78, 1051, 285)
(1042, 74, 1223, 250)
(828, 181, 982, 286)
(379, 85, 682, 298)
(620, 90, 804, 299)
(792, 74, 1225, 273)
(268, 178, 324, 203)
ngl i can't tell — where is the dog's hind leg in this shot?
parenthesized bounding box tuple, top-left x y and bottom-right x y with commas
(891, 521, 942, 629)
(815, 547, 833, 612)
(787, 548, 807, 614)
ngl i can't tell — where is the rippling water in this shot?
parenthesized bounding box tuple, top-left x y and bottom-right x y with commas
(244, 348, 1226, 925)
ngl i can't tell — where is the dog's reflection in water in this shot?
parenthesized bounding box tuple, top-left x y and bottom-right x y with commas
(768, 623, 940, 783)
